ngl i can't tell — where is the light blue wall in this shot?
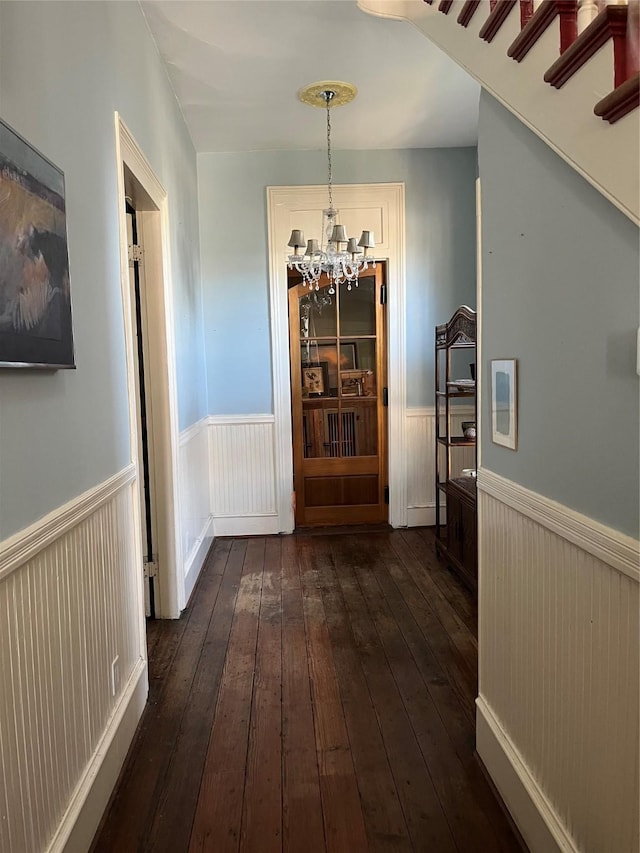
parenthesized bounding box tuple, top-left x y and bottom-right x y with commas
(197, 147, 478, 414)
(478, 93, 639, 537)
(0, 1, 207, 539)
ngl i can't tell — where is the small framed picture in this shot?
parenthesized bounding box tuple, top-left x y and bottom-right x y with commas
(301, 362, 328, 397)
(491, 359, 517, 450)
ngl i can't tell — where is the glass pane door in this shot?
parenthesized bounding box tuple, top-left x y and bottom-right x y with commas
(289, 266, 387, 526)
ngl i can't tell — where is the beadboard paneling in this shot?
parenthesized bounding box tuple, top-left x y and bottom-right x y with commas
(208, 415, 279, 535)
(406, 406, 476, 525)
(180, 418, 213, 600)
(478, 472, 640, 853)
(0, 468, 143, 853)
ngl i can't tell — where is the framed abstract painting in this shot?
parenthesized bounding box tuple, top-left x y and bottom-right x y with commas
(0, 117, 75, 368)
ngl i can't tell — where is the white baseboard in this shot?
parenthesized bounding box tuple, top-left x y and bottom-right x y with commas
(407, 506, 436, 527)
(184, 515, 214, 604)
(48, 657, 148, 853)
(213, 514, 280, 537)
(476, 696, 578, 853)
(406, 504, 448, 527)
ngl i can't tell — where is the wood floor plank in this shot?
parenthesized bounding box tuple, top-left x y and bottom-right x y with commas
(281, 536, 326, 853)
(367, 531, 525, 848)
(352, 534, 519, 853)
(311, 539, 412, 852)
(91, 540, 232, 852)
(93, 529, 523, 853)
(371, 534, 477, 733)
(298, 537, 370, 853)
(327, 535, 458, 853)
(388, 530, 478, 708)
(145, 538, 248, 852)
(406, 527, 478, 635)
(189, 538, 266, 853)
(240, 537, 283, 853)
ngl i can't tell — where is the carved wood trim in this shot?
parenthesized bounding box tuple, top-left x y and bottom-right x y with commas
(439, 0, 454, 13)
(544, 5, 629, 88)
(479, 0, 518, 43)
(458, 0, 482, 27)
(594, 72, 640, 123)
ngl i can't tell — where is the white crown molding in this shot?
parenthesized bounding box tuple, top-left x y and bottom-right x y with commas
(0, 464, 136, 582)
(478, 468, 640, 583)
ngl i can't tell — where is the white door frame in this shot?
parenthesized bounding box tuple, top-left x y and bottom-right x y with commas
(114, 113, 184, 618)
(267, 182, 406, 531)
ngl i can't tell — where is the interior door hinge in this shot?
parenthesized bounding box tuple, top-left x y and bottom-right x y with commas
(380, 284, 387, 305)
(143, 559, 158, 579)
(383, 387, 389, 407)
(384, 485, 390, 504)
(128, 243, 143, 265)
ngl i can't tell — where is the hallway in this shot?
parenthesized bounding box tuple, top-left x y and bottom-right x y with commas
(91, 528, 522, 852)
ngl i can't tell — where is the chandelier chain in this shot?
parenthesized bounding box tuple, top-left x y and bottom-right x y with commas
(326, 98, 333, 211)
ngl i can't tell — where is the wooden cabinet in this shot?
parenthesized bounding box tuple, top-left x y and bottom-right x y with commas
(444, 478, 477, 592)
(434, 306, 477, 594)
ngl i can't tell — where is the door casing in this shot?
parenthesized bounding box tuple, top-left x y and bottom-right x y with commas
(115, 113, 183, 619)
(267, 182, 406, 532)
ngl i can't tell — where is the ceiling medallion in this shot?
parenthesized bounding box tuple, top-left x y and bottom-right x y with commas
(287, 81, 375, 293)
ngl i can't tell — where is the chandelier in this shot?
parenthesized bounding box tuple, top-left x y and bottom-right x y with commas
(287, 81, 375, 293)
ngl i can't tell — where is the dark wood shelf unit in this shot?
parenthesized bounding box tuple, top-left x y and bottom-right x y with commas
(434, 306, 477, 595)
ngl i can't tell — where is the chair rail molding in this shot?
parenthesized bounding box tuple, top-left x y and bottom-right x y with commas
(0, 466, 146, 853)
(267, 182, 407, 530)
(477, 468, 639, 851)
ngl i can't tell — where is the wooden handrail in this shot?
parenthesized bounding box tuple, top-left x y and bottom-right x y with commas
(479, 0, 518, 42)
(545, 5, 630, 88)
(594, 72, 640, 123)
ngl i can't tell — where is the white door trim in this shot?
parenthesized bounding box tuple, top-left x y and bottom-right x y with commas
(115, 113, 184, 618)
(267, 182, 406, 531)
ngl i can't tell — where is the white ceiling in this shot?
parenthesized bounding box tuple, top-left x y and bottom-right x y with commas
(141, 0, 480, 153)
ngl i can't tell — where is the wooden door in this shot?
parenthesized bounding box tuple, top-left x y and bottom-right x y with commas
(289, 265, 387, 526)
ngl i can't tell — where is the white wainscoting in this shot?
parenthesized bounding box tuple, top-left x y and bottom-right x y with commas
(477, 469, 640, 853)
(0, 466, 146, 853)
(406, 406, 476, 526)
(179, 418, 214, 604)
(208, 415, 280, 536)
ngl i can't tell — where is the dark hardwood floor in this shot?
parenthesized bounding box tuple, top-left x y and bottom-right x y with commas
(91, 527, 523, 853)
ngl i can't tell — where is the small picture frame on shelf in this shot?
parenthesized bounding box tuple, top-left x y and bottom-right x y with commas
(491, 359, 517, 450)
(301, 362, 328, 397)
